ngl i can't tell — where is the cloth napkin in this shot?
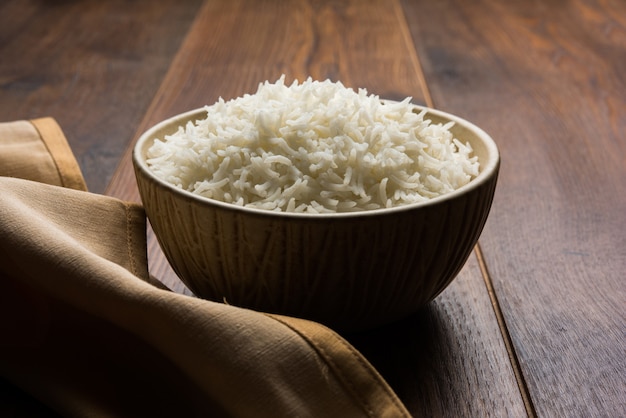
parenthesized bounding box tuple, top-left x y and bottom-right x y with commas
(0, 118, 411, 417)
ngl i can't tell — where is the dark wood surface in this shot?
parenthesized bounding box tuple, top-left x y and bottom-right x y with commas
(2, 0, 624, 416)
(0, 0, 204, 193)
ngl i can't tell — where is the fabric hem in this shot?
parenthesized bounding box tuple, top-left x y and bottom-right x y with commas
(30, 117, 88, 192)
(266, 314, 412, 418)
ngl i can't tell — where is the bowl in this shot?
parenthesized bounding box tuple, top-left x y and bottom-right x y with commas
(133, 104, 499, 331)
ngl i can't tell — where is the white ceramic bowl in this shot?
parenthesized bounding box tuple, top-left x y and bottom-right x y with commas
(133, 104, 499, 331)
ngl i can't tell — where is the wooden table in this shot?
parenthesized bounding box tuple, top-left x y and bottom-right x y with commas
(1, 0, 624, 416)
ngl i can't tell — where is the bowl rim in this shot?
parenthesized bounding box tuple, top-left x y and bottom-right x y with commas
(133, 103, 500, 219)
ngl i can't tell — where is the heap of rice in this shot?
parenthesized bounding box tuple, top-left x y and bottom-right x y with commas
(146, 76, 479, 213)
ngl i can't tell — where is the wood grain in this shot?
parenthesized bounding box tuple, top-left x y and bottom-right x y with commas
(0, 0, 203, 193)
(402, 0, 626, 416)
(347, 255, 527, 417)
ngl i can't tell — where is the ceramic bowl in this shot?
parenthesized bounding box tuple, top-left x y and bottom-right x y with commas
(133, 104, 499, 331)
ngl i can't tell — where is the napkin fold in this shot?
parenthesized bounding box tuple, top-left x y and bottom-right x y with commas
(0, 119, 410, 417)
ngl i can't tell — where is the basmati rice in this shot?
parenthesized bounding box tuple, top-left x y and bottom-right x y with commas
(146, 76, 479, 213)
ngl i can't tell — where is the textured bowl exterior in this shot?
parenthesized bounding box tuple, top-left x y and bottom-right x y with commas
(133, 105, 499, 331)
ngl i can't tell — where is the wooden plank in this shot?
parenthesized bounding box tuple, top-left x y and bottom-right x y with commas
(347, 255, 527, 417)
(106, 0, 527, 415)
(401, 0, 626, 416)
(0, 0, 203, 193)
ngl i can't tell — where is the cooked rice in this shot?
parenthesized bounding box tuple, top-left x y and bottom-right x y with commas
(146, 76, 479, 213)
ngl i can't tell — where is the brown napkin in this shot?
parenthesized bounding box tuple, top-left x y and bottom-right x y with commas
(0, 118, 410, 417)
